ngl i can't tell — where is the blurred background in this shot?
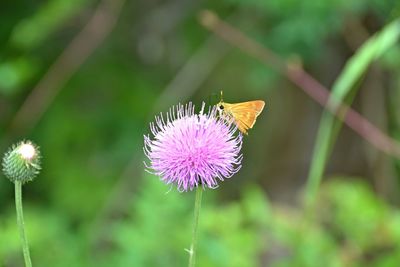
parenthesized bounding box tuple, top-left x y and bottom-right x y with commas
(1, 0, 400, 266)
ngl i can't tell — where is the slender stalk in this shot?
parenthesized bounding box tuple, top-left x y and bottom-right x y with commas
(15, 181, 33, 267)
(188, 186, 203, 267)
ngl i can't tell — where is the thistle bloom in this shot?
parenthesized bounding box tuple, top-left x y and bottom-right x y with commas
(144, 103, 243, 191)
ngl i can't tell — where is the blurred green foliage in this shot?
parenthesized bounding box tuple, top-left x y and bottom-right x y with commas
(1, 0, 400, 266)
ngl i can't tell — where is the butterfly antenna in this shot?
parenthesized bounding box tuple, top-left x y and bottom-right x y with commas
(220, 90, 224, 102)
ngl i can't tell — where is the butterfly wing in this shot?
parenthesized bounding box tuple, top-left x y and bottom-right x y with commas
(223, 100, 265, 134)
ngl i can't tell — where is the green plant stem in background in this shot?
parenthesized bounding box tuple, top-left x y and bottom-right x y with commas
(188, 186, 203, 267)
(15, 181, 33, 267)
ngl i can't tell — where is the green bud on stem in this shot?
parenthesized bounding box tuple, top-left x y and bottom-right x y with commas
(2, 141, 41, 184)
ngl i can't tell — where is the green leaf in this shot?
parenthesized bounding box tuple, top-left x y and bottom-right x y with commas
(305, 18, 400, 207)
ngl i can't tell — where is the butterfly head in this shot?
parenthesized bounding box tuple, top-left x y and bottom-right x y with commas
(216, 90, 226, 114)
(217, 100, 226, 116)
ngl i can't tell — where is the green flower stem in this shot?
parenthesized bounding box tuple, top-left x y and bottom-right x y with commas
(15, 181, 33, 267)
(188, 186, 203, 267)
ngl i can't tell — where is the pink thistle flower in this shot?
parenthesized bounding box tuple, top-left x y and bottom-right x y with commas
(144, 102, 243, 192)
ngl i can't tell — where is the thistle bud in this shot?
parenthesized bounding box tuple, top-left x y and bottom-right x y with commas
(2, 141, 41, 184)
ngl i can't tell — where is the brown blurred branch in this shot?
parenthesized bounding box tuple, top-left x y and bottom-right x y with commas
(199, 10, 400, 159)
(9, 0, 126, 134)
